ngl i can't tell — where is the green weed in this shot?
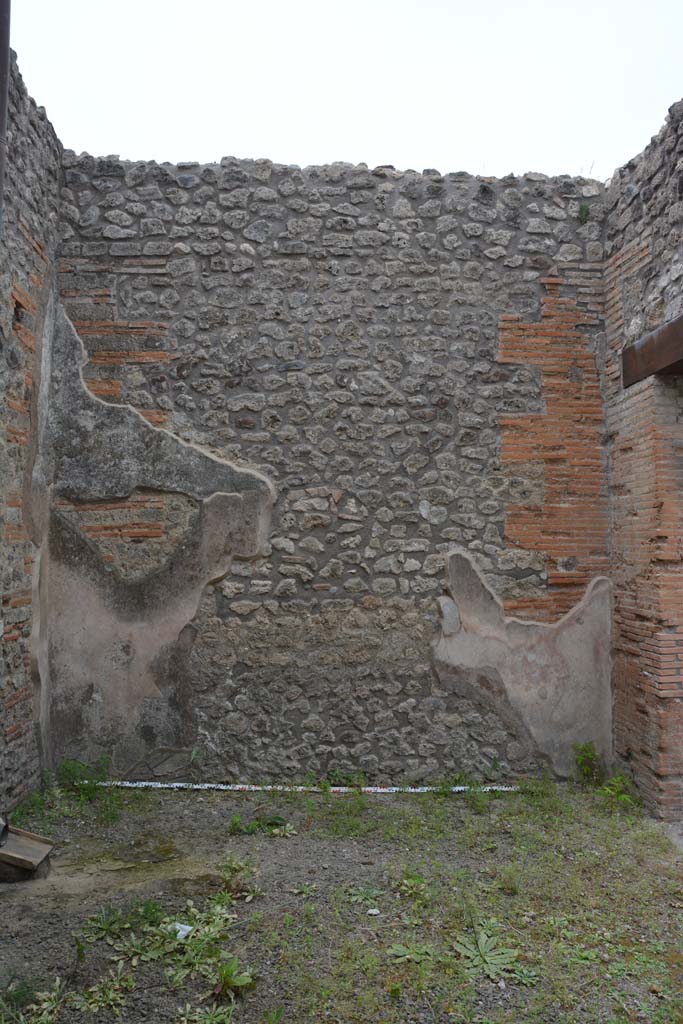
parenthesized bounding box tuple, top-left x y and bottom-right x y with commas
(71, 964, 134, 1014)
(179, 1004, 235, 1024)
(574, 741, 606, 786)
(453, 904, 518, 980)
(344, 884, 384, 906)
(387, 942, 435, 964)
(597, 773, 639, 812)
(226, 814, 296, 838)
(211, 956, 256, 1000)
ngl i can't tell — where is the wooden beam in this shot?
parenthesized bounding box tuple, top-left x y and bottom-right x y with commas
(622, 312, 683, 388)
(0, 826, 53, 871)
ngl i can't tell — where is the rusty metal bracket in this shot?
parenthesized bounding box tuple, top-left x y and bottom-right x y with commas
(622, 312, 683, 388)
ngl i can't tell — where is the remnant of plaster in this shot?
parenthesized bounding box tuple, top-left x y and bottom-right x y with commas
(29, 294, 275, 770)
(433, 549, 612, 776)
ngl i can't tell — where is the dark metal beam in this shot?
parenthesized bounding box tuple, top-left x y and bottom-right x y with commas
(0, 0, 10, 231)
(622, 311, 683, 388)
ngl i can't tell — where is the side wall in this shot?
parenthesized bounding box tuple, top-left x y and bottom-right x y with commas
(57, 155, 610, 782)
(0, 56, 62, 808)
(604, 101, 683, 818)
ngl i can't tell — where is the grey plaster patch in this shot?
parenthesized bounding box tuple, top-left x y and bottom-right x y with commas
(30, 296, 275, 770)
(433, 549, 612, 776)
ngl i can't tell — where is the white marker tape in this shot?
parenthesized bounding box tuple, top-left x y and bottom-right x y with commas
(93, 780, 518, 795)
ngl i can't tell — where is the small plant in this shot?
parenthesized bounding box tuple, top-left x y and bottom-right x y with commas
(453, 905, 518, 980)
(226, 814, 296, 838)
(82, 904, 129, 943)
(512, 964, 539, 987)
(398, 873, 429, 904)
(597, 773, 638, 812)
(23, 978, 68, 1023)
(219, 856, 261, 901)
(291, 883, 318, 897)
(484, 755, 502, 781)
(71, 964, 134, 1014)
(268, 820, 297, 838)
(454, 927, 518, 979)
(220, 854, 252, 885)
(262, 1010, 285, 1024)
(578, 200, 590, 224)
(211, 956, 256, 1000)
(387, 942, 435, 964)
(129, 898, 165, 927)
(345, 884, 384, 906)
(574, 741, 606, 786)
(112, 928, 170, 968)
(179, 1004, 235, 1024)
(73, 933, 86, 963)
(227, 814, 260, 836)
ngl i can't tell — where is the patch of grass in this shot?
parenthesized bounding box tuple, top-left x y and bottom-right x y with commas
(314, 791, 373, 837)
(9, 777, 71, 830)
(497, 862, 522, 895)
(11, 758, 126, 829)
(324, 768, 367, 789)
(261, 1010, 284, 1024)
(226, 814, 297, 838)
(56, 755, 111, 800)
(0, 977, 42, 1024)
(6, 782, 683, 1024)
(71, 964, 134, 1014)
(310, 790, 455, 842)
(463, 785, 491, 814)
(431, 772, 473, 797)
(178, 1004, 235, 1024)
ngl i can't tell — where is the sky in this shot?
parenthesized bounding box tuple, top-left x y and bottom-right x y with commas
(9, 0, 683, 181)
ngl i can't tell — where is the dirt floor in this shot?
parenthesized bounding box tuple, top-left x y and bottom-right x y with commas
(1, 779, 682, 1024)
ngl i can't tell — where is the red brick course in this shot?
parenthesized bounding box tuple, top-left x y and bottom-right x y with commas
(498, 269, 610, 621)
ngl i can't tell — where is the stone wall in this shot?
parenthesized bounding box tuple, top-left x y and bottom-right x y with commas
(603, 101, 683, 818)
(2, 49, 682, 812)
(0, 56, 62, 808)
(55, 153, 611, 783)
